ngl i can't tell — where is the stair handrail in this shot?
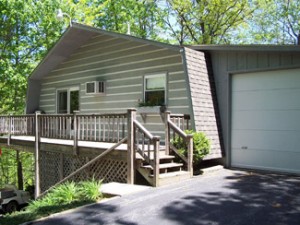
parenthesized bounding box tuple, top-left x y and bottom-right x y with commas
(165, 111, 193, 177)
(127, 109, 160, 187)
(133, 119, 154, 140)
(132, 118, 160, 187)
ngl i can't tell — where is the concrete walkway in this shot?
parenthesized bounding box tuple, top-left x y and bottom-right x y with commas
(30, 169, 300, 225)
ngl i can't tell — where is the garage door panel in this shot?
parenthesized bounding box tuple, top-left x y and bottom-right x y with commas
(232, 69, 300, 92)
(232, 89, 300, 111)
(232, 110, 300, 131)
(232, 148, 300, 173)
(231, 68, 300, 174)
(231, 129, 300, 153)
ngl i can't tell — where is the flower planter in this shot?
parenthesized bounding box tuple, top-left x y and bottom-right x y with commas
(137, 106, 161, 114)
(137, 106, 167, 122)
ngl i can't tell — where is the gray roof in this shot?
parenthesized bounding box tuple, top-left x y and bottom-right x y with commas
(30, 22, 181, 80)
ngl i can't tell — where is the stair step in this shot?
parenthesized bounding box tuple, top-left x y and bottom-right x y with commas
(142, 162, 183, 170)
(150, 171, 191, 186)
(136, 153, 175, 161)
(150, 170, 190, 178)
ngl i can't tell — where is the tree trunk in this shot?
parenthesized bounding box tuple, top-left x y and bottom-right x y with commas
(16, 151, 23, 190)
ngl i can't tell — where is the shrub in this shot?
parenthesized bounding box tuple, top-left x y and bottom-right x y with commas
(172, 130, 210, 166)
(78, 178, 102, 201)
(50, 181, 79, 204)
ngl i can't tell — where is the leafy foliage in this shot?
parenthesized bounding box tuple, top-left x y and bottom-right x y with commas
(1, 180, 103, 225)
(50, 181, 79, 204)
(0, 147, 34, 190)
(79, 178, 103, 201)
(172, 130, 210, 166)
(162, 0, 252, 44)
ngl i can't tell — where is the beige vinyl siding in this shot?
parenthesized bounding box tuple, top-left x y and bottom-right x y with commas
(39, 34, 190, 136)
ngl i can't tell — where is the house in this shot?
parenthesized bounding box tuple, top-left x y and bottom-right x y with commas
(1, 23, 300, 196)
(26, 23, 222, 160)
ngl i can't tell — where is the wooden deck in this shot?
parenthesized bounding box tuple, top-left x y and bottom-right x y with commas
(0, 109, 193, 198)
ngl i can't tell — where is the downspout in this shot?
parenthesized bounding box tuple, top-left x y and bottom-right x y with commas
(180, 47, 196, 131)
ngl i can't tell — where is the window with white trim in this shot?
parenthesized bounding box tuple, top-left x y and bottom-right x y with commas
(144, 73, 166, 106)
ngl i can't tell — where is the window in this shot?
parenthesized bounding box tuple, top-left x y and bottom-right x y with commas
(144, 74, 166, 106)
(85, 81, 106, 94)
(57, 86, 79, 114)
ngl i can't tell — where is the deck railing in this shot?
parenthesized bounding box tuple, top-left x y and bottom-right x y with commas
(170, 113, 190, 131)
(165, 111, 193, 176)
(37, 113, 127, 143)
(0, 112, 127, 143)
(0, 115, 35, 136)
(77, 113, 126, 142)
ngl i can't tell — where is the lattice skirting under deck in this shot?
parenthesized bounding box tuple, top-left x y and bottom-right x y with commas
(40, 150, 127, 192)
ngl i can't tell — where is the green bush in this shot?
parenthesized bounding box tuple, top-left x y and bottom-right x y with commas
(172, 130, 210, 166)
(51, 181, 79, 204)
(26, 179, 102, 213)
(79, 178, 102, 201)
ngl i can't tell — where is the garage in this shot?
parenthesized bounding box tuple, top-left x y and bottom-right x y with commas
(231, 68, 300, 174)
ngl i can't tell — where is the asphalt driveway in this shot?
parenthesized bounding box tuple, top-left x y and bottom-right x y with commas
(30, 169, 300, 225)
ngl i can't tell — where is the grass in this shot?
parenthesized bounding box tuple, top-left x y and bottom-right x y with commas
(0, 179, 103, 225)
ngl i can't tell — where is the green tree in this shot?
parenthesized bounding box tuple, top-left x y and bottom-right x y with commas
(235, 0, 300, 45)
(162, 0, 252, 44)
(92, 0, 160, 39)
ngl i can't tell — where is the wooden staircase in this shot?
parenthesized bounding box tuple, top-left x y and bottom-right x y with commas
(136, 149, 191, 187)
(130, 111, 193, 187)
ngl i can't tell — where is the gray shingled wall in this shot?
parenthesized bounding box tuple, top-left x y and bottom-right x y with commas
(184, 47, 222, 160)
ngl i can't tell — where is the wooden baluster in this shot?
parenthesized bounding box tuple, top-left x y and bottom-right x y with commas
(34, 111, 41, 199)
(8, 114, 12, 145)
(89, 116, 92, 141)
(77, 116, 81, 141)
(81, 117, 84, 140)
(122, 115, 125, 139)
(85, 116, 88, 141)
(103, 116, 106, 141)
(94, 116, 97, 141)
(98, 116, 101, 142)
(117, 116, 120, 142)
(153, 136, 160, 187)
(73, 111, 79, 155)
(50, 116, 52, 138)
(164, 111, 170, 155)
(112, 116, 115, 142)
(127, 108, 136, 184)
(186, 134, 193, 177)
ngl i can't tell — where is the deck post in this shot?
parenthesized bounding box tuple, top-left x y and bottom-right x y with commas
(7, 114, 12, 146)
(73, 111, 79, 155)
(34, 111, 41, 199)
(164, 111, 171, 155)
(153, 136, 160, 187)
(187, 134, 193, 177)
(127, 108, 136, 184)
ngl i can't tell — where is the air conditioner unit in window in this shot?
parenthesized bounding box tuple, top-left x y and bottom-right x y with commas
(86, 81, 106, 95)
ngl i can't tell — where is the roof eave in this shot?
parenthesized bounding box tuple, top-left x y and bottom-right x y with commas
(188, 44, 300, 52)
(29, 23, 182, 80)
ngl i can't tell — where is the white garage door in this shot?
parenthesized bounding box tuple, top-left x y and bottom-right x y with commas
(231, 68, 300, 174)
